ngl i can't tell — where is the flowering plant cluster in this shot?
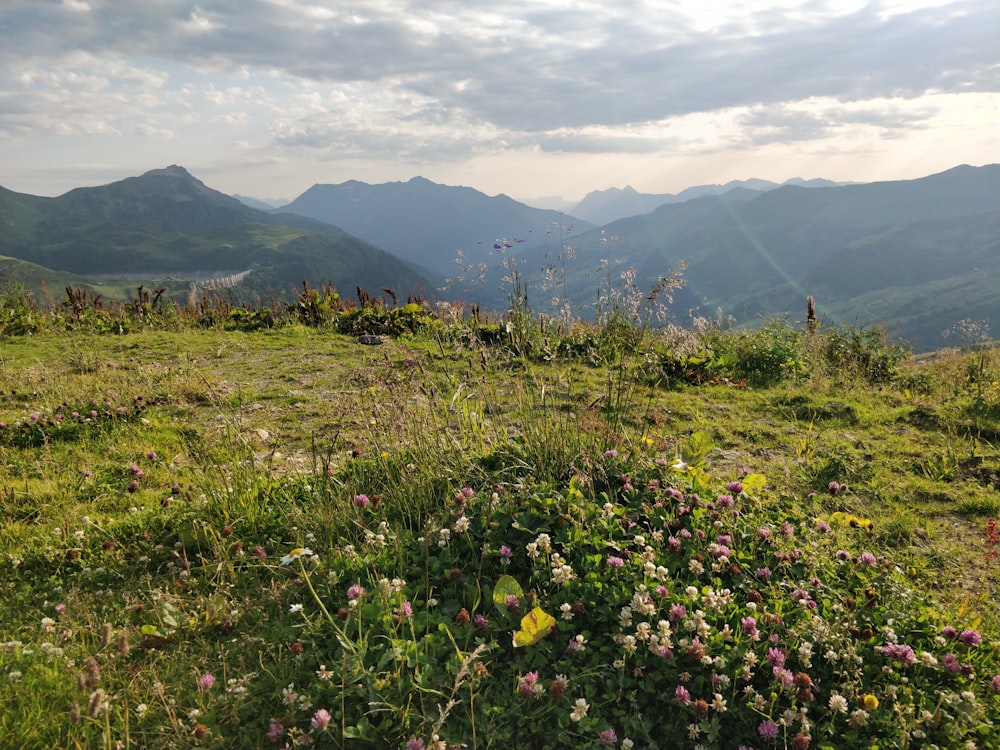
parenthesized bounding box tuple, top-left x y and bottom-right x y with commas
(278, 459, 1000, 748)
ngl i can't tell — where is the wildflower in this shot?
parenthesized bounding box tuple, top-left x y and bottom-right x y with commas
(453, 515, 470, 533)
(518, 671, 539, 697)
(861, 694, 879, 711)
(88, 689, 107, 718)
(560, 602, 574, 621)
(197, 673, 215, 690)
(279, 547, 313, 566)
(549, 674, 568, 700)
(135, 702, 148, 716)
(829, 693, 848, 712)
(473, 614, 489, 631)
(880, 643, 915, 664)
(597, 728, 618, 746)
(317, 665, 334, 680)
(959, 629, 982, 647)
(607, 555, 625, 568)
(942, 653, 962, 673)
(712, 693, 727, 712)
(311, 708, 331, 731)
(570, 698, 589, 722)
(346, 584, 365, 601)
(674, 685, 691, 705)
(726, 481, 743, 493)
(758, 719, 779, 740)
(266, 720, 285, 743)
(992, 674, 1000, 692)
(406, 739, 425, 750)
(353, 494, 370, 508)
(848, 709, 868, 728)
(836, 549, 851, 561)
(498, 545, 513, 559)
(859, 551, 878, 566)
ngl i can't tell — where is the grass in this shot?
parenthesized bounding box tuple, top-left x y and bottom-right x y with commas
(0, 295, 999, 749)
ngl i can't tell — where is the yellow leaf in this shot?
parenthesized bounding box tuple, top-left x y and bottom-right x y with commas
(513, 607, 556, 648)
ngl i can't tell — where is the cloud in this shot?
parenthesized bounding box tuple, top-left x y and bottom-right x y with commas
(0, 0, 996, 196)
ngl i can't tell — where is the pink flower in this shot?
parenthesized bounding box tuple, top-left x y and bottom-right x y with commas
(346, 584, 365, 601)
(607, 556, 625, 568)
(959, 629, 982, 647)
(674, 685, 691, 705)
(518, 671, 539, 697)
(266, 720, 284, 743)
(758, 719, 779, 739)
(311, 708, 331, 731)
(197, 673, 215, 690)
(353, 494, 370, 508)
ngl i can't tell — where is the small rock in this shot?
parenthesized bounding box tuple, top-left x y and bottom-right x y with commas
(358, 334, 386, 345)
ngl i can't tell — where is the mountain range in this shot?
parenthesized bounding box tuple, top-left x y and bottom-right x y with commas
(566, 177, 846, 225)
(1, 164, 996, 352)
(275, 176, 593, 286)
(0, 166, 434, 302)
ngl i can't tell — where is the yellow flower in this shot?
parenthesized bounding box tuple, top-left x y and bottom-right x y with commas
(862, 694, 879, 711)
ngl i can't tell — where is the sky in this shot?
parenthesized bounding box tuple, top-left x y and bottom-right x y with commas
(1, 0, 998, 207)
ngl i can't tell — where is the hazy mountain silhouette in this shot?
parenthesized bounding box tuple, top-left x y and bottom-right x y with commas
(278, 177, 595, 281)
(535, 164, 998, 352)
(570, 177, 846, 225)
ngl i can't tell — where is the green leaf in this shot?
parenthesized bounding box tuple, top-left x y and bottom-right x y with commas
(741, 473, 767, 497)
(492, 574, 523, 611)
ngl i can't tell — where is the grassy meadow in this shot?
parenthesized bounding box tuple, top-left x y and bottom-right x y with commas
(1, 284, 999, 749)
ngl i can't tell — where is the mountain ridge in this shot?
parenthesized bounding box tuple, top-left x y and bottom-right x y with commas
(0, 166, 435, 302)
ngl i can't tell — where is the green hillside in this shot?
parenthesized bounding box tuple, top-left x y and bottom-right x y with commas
(0, 168, 434, 303)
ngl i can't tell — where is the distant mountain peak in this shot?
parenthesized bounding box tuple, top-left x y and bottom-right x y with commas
(142, 165, 195, 179)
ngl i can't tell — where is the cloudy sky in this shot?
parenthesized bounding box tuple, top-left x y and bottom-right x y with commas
(1, 0, 997, 206)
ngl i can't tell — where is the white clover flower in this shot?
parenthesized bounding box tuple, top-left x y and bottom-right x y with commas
(569, 698, 589, 722)
(848, 709, 869, 728)
(829, 693, 849, 713)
